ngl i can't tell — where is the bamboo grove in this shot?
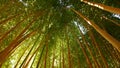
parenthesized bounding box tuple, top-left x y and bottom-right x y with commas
(0, 0, 120, 68)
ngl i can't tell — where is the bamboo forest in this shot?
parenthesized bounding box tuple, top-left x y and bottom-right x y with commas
(0, 0, 120, 68)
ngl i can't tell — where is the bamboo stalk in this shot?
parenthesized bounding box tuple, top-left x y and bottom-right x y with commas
(102, 16, 120, 26)
(0, 14, 40, 66)
(78, 27, 100, 68)
(0, 0, 16, 14)
(81, 0, 120, 14)
(0, 13, 21, 25)
(71, 29, 92, 68)
(66, 27, 72, 68)
(52, 51, 55, 68)
(0, 13, 32, 43)
(72, 8, 120, 53)
(59, 46, 62, 68)
(0, 29, 36, 67)
(74, 43, 81, 68)
(103, 42, 118, 67)
(88, 27, 109, 68)
(14, 42, 32, 68)
(36, 44, 46, 68)
(22, 31, 49, 68)
(62, 47, 65, 68)
(44, 37, 49, 68)
(21, 34, 41, 68)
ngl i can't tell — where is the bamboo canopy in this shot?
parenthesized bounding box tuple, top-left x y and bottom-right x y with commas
(0, 0, 120, 68)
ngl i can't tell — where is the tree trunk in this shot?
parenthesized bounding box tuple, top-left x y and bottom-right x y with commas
(87, 27, 108, 68)
(71, 30, 92, 68)
(78, 26, 100, 68)
(72, 8, 120, 53)
(102, 16, 120, 26)
(81, 0, 120, 14)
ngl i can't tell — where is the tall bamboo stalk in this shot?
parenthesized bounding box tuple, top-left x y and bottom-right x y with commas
(71, 29, 92, 68)
(59, 46, 62, 68)
(81, 0, 120, 14)
(62, 47, 65, 68)
(0, 29, 36, 67)
(14, 42, 32, 68)
(44, 39, 49, 68)
(102, 16, 120, 26)
(87, 27, 109, 68)
(0, 13, 33, 43)
(36, 44, 46, 68)
(78, 26, 99, 68)
(0, 13, 41, 66)
(52, 51, 55, 68)
(74, 42, 81, 68)
(72, 8, 120, 53)
(66, 26, 72, 68)
(0, 13, 21, 25)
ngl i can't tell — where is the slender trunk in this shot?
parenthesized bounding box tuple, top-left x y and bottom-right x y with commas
(102, 16, 120, 26)
(59, 47, 62, 68)
(22, 31, 48, 68)
(19, 34, 41, 67)
(21, 37, 42, 68)
(0, 0, 15, 14)
(44, 43, 49, 68)
(67, 41, 72, 68)
(81, 0, 120, 14)
(0, 13, 32, 43)
(76, 37, 92, 68)
(103, 37, 120, 65)
(72, 8, 120, 53)
(0, 12, 42, 65)
(0, 29, 36, 67)
(71, 29, 92, 68)
(66, 27, 72, 68)
(0, 18, 37, 62)
(114, 48, 120, 61)
(87, 27, 109, 68)
(52, 51, 55, 68)
(103, 42, 118, 67)
(14, 42, 32, 68)
(0, 13, 21, 25)
(78, 27, 99, 68)
(23, 32, 49, 68)
(75, 43, 81, 68)
(36, 44, 46, 68)
(62, 49, 65, 68)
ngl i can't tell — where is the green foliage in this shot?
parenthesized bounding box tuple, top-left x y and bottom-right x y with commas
(0, 0, 120, 68)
